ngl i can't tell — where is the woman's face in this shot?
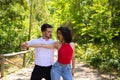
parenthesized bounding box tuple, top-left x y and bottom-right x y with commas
(57, 30, 64, 42)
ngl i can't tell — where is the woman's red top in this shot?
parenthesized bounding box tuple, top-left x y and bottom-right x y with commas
(58, 43, 73, 64)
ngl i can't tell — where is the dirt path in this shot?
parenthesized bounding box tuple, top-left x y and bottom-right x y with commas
(1, 54, 112, 80)
(1, 61, 112, 80)
(74, 62, 111, 80)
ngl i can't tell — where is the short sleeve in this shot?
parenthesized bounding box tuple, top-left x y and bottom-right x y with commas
(28, 39, 38, 46)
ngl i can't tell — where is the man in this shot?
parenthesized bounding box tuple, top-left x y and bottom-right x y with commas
(21, 23, 55, 80)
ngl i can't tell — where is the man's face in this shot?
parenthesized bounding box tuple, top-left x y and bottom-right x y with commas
(44, 28, 52, 38)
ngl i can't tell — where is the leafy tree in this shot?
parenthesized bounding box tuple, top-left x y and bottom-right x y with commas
(0, 0, 29, 54)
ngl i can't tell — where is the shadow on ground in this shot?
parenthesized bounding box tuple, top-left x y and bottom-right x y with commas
(74, 62, 115, 80)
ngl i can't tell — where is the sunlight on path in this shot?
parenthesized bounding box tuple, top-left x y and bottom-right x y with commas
(3, 65, 33, 80)
(2, 62, 111, 80)
(74, 62, 107, 80)
(1, 51, 111, 80)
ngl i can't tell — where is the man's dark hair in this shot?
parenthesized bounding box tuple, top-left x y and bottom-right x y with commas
(41, 23, 52, 32)
(57, 26, 72, 43)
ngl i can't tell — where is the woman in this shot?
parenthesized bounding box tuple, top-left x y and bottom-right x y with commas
(30, 26, 75, 80)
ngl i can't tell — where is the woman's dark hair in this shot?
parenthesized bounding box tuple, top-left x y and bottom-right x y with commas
(57, 26, 72, 43)
(41, 23, 52, 32)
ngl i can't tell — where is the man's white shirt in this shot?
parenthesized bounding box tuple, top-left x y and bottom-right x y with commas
(28, 37, 55, 66)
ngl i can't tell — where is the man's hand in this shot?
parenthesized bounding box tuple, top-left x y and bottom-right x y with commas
(21, 42, 28, 50)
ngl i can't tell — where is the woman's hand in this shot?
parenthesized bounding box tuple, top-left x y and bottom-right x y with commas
(72, 69, 75, 76)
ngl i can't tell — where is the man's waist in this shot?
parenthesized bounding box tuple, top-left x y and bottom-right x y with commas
(35, 64, 52, 68)
(35, 63, 53, 67)
(35, 59, 53, 66)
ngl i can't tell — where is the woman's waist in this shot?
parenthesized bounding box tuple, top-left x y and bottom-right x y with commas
(58, 58, 72, 64)
(57, 61, 71, 66)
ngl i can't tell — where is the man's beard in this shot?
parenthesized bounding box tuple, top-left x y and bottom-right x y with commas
(45, 35, 52, 39)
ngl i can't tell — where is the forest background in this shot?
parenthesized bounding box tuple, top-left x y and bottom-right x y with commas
(0, 0, 120, 77)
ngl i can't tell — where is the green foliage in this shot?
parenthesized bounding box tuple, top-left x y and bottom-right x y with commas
(0, 0, 29, 54)
(1, 0, 120, 76)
